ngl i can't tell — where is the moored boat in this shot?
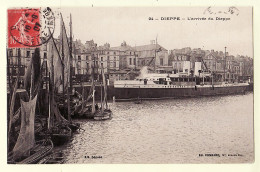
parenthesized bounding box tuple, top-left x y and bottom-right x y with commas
(37, 151, 64, 164)
(113, 70, 249, 101)
(93, 66, 112, 121)
(8, 139, 53, 164)
(49, 125, 72, 146)
(94, 109, 112, 120)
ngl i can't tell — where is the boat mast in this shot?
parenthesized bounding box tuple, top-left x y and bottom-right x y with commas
(48, 44, 55, 129)
(67, 13, 73, 122)
(45, 47, 49, 129)
(60, 13, 65, 103)
(47, 71, 51, 129)
(102, 67, 108, 109)
(91, 51, 96, 114)
(101, 78, 103, 113)
(224, 46, 226, 82)
(81, 66, 85, 111)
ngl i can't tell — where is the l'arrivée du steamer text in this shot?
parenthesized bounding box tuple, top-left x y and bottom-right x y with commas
(149, 17, 231, 21)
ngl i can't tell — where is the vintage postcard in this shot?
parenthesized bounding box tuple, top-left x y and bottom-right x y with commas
(3, 2, 256, 170)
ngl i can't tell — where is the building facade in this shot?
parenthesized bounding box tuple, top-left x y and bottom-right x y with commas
(135, 41, 168, 69)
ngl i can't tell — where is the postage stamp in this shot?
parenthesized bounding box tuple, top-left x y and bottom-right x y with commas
(8, 7, 55, 48)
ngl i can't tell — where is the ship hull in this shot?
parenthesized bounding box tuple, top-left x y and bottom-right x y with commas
(112, 84, 248, 101)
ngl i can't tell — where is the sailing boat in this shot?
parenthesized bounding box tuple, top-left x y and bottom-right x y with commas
(8, 95, 54, 164)
(38, 32, 72, 146)
(73, 56, 112, 120)
(7, 48, 53, 164)
(93, 66, 112, 120)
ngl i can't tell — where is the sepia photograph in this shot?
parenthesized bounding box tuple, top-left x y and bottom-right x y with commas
(5, 6, 254, 165)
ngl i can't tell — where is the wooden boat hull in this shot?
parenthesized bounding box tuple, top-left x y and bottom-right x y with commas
(50, 126, 72, 146)
(68, 122, 80, 132)
(37, 151, 64, 164)
(8, 139, 53, 164)
(37, 126, 72, 146)
(72, 112, 94, 119)
(94, 110, 112, 121)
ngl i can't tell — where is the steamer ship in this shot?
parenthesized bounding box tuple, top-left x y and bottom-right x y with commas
(113, 72, 249, 101)
(113, 45, 250, 101)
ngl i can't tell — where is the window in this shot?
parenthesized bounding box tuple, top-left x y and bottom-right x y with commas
(101, 57, 103, 61)
(101, 63, 103, 68)
(78, 55, 81, 61)
(9, 50, 13, 57)
(160, 58, 163, 66)
(87, 63, 89, 69)
(32, 53, 34, 58)
(107, 52, 109, 55)
(129, 58, 132, 65)
(130, 52, 132, 55)
(107, 56, 110, 61)
(134, 58, 136, 65)
(26, 51, 30, 58)
(114, 62, 116, 68)
(44, 52, 47, 59)
(86, 56, 88, 60)
(114, 52, 116, 55)
(114, 57, 116, 61)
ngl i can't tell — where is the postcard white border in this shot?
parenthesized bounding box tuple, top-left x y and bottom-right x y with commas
(0, 0, 258, 172)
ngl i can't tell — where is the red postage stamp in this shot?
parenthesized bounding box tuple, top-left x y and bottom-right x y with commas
(8, 7, 55, 48)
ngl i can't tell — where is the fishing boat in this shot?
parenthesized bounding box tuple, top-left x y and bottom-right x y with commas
(93, 67, 112, 120)
(38, 151, 64, 164)
(94, 109, 112, 120)
(7, 48, 54, 164)
(35, 117, 44, 134)
(7, 95, 53, 164)
(71, 54, 112, 120)
(36, 23, 73, 146)
(68, 121, 80, 132)
(47, 124, 72, 146)
(8, 139, 53, 164)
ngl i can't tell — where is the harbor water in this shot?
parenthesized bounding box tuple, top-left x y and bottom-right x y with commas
(60, 92, 254, 163)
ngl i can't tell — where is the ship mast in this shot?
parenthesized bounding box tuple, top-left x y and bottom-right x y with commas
(91, 51, 96, 114)
(60, 13, 65, 103)
(224, 47, 226, 82)
(67, 13, 73, 121)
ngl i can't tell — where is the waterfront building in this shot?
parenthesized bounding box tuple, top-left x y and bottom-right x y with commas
(110, 41, 136, 70)
(237, 55, 253, 82)
(72, 40, 120, 83)
(7, 44, 50, 89)
(7, 39, 253, 88)
(171, 54, 191, 75)
(135, 41, 168, 69)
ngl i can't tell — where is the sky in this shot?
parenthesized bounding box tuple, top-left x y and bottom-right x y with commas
(52, 7, 253, 57)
